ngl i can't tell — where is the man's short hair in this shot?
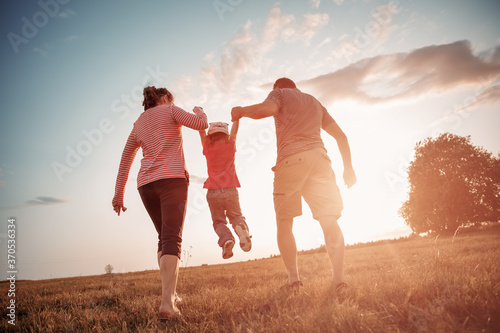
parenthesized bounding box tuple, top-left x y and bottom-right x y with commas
(273, 77, 297, 89)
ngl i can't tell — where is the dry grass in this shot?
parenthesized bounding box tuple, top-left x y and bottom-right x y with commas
(1, 225, 500, 332)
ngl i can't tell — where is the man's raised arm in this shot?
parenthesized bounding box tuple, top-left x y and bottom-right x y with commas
(231, 100, 278, 121)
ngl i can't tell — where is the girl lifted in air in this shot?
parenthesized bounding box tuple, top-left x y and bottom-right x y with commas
(198, 115, 252, 259)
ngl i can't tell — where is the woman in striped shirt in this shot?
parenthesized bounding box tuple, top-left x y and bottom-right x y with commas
(112, 86, 208, 319)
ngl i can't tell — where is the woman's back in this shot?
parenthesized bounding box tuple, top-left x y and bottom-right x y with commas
(133, 104, 207, 186)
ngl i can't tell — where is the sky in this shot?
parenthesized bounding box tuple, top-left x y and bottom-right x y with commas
(0, 0, 499, 280)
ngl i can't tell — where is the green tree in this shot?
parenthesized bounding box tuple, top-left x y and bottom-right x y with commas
(399, 133, 499, 234)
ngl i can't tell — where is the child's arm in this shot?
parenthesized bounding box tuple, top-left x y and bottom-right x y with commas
(230, 119, 239, 141)
(198, 129, 207, 145)
(194, 106, 208, 145)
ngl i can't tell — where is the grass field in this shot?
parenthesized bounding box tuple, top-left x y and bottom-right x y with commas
(1, 225, 499, 332)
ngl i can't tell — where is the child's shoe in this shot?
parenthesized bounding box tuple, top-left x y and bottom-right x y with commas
(235, 224, 252, 252)
(222, 239, 235, 259)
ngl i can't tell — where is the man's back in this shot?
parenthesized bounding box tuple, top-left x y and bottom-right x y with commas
(266, 88, 335, 163)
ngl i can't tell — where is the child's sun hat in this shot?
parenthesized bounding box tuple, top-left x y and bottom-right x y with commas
(208, 122, 229, 135)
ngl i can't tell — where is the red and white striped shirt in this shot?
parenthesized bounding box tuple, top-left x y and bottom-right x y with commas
(114, 105, 208, 203)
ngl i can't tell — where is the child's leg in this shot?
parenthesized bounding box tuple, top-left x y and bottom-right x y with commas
(225, 188, 247, 227)
(207, 189, 235, 248)
(225, 188, 251, 251)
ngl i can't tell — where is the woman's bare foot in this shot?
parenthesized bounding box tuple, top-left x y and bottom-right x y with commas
(158, 305, 181, 320)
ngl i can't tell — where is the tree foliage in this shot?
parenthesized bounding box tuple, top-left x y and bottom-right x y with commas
(400, 133, 499, 234)
(104, 264, 114, 274)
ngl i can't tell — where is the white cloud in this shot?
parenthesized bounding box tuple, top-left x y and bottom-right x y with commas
(1, 196, 68, 210)
(58, 9, 76, 18)
(26, 196, 67, 206)
(199, 63, 220, 97)
(302, 41, 500, 106)
(300, 13, 329, 45)
(318, 37, 332, 47)
(220, 20, 258, 89)
(277, 12, 329, 45)
(64, 35, 79, 43)
(333, 0, 345, 5)
(331, 2, 401, 62)
(219, 7, 328, 88)
(310, 0, 321, 9)
(261, 7, 294, 53)
(193, 8, 295, 103)
(33, 42, 55, 58)
(309, 37, 332, 59)
(203, 51, 216, 62)
(173, 5, 331, 111)
(456, 84, 500, 113)
(33, 47, 49, 58)
(338, 34, 349, 42)
(370, 3, 399, 44)
(171, 75, 195, 106)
